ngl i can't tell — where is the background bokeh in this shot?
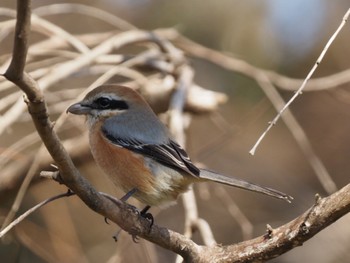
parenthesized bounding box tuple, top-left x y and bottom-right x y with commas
(1, 1, 350, 262)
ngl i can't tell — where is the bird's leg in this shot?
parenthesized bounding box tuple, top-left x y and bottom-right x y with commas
(140, 205, 151, 214)
(128, 205, 153, 242)
(101, 188, 138, 242)
(110, 188, 154, 241)
(103, 189, 138, 224)
(112, 229, 122, 242)
(120, 188, 138, 202)
(121, 189, 154, 226)
(139, 205, 154, 229)
(111, 187, 137, 242)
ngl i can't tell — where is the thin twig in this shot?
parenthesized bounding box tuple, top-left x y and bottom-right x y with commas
(158, 28, 338, 193)
(0, 145, 48, 230)
(215, 186, 253, 240)
(161, 28, 350, 92)
(254, 73, 337, 194)
(0, 30, 182, 136)
(31, 14, 90, 53)
(168, 64, 194, 145)
(33, 3, 136, 31)
(0, 191, 75, 238)
(250, 8, 350, 155)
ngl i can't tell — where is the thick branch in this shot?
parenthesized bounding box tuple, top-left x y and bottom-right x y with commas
(3, 0, 202, 261)
(5, 0, 30, 78)
(189, 183, 350, 262)
(220, 183, 350, 262)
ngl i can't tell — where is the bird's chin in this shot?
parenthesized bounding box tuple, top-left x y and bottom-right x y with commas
(86, 115, 99, 128)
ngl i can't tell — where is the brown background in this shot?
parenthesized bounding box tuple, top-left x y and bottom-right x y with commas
(1, 1, 350, 262)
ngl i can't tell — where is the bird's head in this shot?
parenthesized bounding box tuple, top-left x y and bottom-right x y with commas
(67, 84, 169, 142)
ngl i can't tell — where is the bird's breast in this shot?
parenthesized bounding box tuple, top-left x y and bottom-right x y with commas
(89, 124, 155, 194)
(89, 124, 193, 206)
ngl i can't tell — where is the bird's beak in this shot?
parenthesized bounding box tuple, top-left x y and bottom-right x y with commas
(66, 102, 91, 115)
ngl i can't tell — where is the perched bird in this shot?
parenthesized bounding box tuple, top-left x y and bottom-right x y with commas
(67, 85, 291, 214)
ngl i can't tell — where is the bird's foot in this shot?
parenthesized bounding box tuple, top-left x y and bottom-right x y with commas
(139, 205, 154, 230)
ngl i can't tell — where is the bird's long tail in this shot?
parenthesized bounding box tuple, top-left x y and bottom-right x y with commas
(199, 169, 293, 202)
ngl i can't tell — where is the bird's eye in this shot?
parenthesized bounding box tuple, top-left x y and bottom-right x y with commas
(93, 97, 129, 110)
(95, 97, 111, 109)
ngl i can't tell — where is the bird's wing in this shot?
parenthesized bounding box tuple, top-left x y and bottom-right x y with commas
(101, 129, 294, 202)
(102, 131, 200, 177)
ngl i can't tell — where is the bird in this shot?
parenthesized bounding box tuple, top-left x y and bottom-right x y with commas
(67, 84, 292, 216)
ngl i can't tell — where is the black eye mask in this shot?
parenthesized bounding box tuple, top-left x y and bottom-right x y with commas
(92, 97, 129, 110)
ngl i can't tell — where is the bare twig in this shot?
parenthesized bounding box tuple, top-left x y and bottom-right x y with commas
(169, 64, 194, 145)
(0, 30, 178, 136)
(0, 145, 48, 231)
(250, 8, 350, 155)
(33, 3, 136, 30)
(181, 189, 216, 246)
(161, 28, 350, 92)
(254, 74, 337, 194)
(210, 183, 350, 262)
(156, 18, 343, 195)
(215, 186, 253, 240)
(0, 190, 75, 238)
(1, 48, 155, 228)
(165, 42, 218, 262)
(3, 2, 202, 261)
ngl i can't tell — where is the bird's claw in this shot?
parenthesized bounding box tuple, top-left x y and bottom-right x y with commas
(132, 234, 140, 243)
(140, 210, 154, 230)
(109, 205, 154, 242)
(112, 229, 122, 242)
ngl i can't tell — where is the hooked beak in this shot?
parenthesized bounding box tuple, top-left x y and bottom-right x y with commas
(66, 102, 91, 115)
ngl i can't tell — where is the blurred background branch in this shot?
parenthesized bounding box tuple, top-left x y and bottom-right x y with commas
(1, 1, 350, 262)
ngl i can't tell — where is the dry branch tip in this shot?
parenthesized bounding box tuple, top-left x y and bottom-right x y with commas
(264, 224, 274, 239)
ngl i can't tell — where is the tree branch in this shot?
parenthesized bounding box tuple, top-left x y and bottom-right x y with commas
(2, 0, 203, 261)
(3, 1, 350, 262)
(218, 184, 350, 262)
